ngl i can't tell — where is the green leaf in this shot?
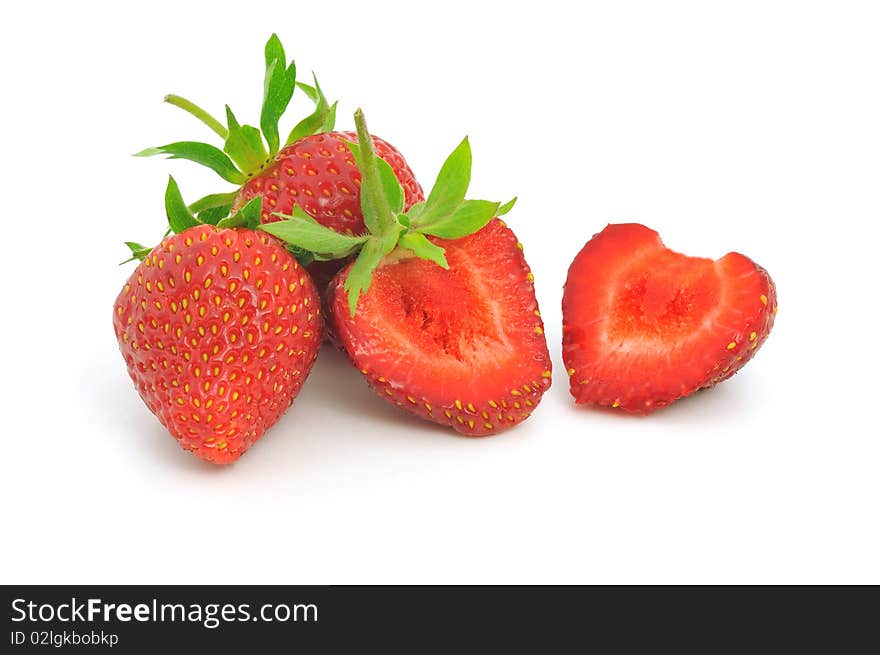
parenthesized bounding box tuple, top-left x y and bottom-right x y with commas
(344, 140, 379, 234)
(378, 158, 405, 214)
(285, 244, 315, 268)
(188, 191, 238, 214)
(224, 106, 269, 174)
(497, 196, 517, 216)
(197, 205, 233, 226)
(419, 199, 500, 240)
(413, 137, 472, 229)
(286, 75, 335, 145)
(352, 110, 400, 239)
(405, 202, 426, 223)
(216, 196, 262, 229)
(235, 196, 263, 229)
(343, 229, 401, 316)
(296, 81, 319, 103)
(134, 142, 246, 184)
(289, 204, 319, 224)
(322, 101, 338, 132)
(298, 81, 338, 131)
(120, 241, 153, 264)
(345, 141, 404, 227)
(286, 110, 323, 146)
(260, 34, 296, 156)
(125, 241, 150, 254)
(163, 94, 228, 139)
(258, 206, 369, 258)
(165, 176, 201, 234)
(399, 232, 448, 269)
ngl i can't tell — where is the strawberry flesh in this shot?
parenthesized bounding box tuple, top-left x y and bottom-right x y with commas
(562, 223, 777, 413)
(330, 219, 552, 435)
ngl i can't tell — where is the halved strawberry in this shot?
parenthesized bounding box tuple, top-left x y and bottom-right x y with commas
(264, 109, 550, 435)
(562, 223, 776, 413)
(328, 218, 550, 435)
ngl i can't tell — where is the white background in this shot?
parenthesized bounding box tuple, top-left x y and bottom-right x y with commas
(1, 0, 878, 584)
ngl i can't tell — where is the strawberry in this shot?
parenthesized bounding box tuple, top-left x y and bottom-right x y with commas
(136, 35, 422, 283)
(233, 130, 423, 234)
(114, 180, 322, 463)
(265, 109, 551, 435)
(561, 223, 777, 413)
(328, 218, 550, 435)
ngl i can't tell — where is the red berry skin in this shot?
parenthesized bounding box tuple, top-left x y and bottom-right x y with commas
(112, 225, 322, 463)
(562, 223, 777, 413)
(328, 219, 552, 436)
(235, 131, 424, 235)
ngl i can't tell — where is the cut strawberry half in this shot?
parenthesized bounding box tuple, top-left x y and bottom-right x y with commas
(562, 223, 777, 413)
(265, 108, 550, 435)
(329, 219, 551, 435)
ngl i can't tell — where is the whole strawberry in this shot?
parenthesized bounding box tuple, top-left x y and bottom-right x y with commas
(562, 223, 776, 413)
(263, 109, 551, 435)
(114, 183, 322, 463)
(234, 130, 423, 234)
(136, 35, 423, 278)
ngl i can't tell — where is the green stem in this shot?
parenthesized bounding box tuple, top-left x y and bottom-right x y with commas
(164, 94, 229, 140)
(354, 108, 394, 234)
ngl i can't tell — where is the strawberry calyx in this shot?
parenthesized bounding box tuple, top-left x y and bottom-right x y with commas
(120, 241, 154, 265)
(133, 34, 337, 219)
(120, 176, 264, 264)
(259, 109, 516, 316)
